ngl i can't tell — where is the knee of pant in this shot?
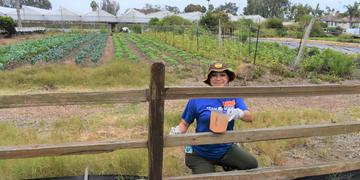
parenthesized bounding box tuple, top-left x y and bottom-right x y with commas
(247, 157, 258, 169)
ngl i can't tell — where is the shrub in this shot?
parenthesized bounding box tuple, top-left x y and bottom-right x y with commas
(268, 60, 294, 77)
(160, 15, 192, 26)
(265, 18, 284, 29)
(131, 24, 142, 33)
(326, 26, 343, 36)
(301, 49, 355, 78)
(0, 16, 16, 38)
(337, 33, 354, 43)
(149, 18, 160, 26)
(261, 28, 278, 37)
(253, 65, 266, 79)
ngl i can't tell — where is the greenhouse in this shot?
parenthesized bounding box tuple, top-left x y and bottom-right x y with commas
(0, 5, 265, 24)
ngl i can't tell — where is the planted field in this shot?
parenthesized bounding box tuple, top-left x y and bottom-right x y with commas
(0, 32, 109, 70)
(0, 30, 359, 179)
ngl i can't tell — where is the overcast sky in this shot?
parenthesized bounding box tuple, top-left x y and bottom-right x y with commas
(49, 0, 358, 15)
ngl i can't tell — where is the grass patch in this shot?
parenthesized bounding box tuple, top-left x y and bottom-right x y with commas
(348, 106, 360, 119)
(0, 60, 178, 91)
(0, 104, 350, 178)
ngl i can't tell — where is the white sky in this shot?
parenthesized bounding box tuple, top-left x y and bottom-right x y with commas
(49, 0, 358, 15)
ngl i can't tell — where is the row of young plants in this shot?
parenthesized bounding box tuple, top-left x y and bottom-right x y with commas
(113, 33, 138, 62)
(0, 33, 84, 69)
(125, 33, 178, 65)
(113, 33, 124, 60)
(30, 33, 98, 65)
(129, 33, 210, 67)
(0, 32, 110, 70)
(75, 32, 108, 65)
(145, 31, 356, 81)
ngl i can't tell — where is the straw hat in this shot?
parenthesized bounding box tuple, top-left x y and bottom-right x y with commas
(203, 62, 236, 85)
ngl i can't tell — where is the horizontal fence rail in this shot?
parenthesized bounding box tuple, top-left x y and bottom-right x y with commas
(1, 85, 359, 109)
(165, 85, 360, 99)
(0, 90, 148, 108)
(1, 122, 359, 160)
(167, 160, 360, 180)
(0, 139, 147, 159)
(165, 121, 360, 147)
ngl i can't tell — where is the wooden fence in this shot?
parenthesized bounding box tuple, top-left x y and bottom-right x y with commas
(0, 62, 360, 179)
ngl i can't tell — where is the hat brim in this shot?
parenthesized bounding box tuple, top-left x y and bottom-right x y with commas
(203, 69, 236, 86)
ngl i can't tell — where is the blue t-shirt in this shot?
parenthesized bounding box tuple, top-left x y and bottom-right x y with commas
(181, 98, 248, 161)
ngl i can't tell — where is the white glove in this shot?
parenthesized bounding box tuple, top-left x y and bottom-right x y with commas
(227, 108, 245, 120)
(169, 125, 181, 135)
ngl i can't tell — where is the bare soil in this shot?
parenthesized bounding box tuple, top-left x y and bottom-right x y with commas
(0, 33, 48, 46)
(99, 35, 114, 64)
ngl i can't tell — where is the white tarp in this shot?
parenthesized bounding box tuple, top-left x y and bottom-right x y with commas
(178, 12, 203, 22)
(82, 9, 116, 22)
(46, 7, 81, 21)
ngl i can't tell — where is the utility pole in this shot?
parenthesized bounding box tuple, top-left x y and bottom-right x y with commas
(15, 0, 22, 27)
(293, 3, 319, 69)
(218, 18, 222, 50)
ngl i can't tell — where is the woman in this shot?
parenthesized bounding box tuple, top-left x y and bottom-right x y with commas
(170, 62, 258, 174)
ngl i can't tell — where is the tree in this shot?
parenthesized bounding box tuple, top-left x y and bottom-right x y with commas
(324, 6, 336, 16)
(100, 0, 120, 16)
(149, 18, 160, 26)
(184, 4, 206, 13)
(0, 0, 52, 9)
(344, 2, 360, 28)
(286, 3, 313, 22)
(208, 4, 214, 11)
(135, 4, 161, 14)
(215, 2, 238, 16)
(243, 0, 289, 18)
(90, 0, 98, 11)
(0, 16, 16, 38)
(165, 5, 180, 14)
(199, 11, 230, 32)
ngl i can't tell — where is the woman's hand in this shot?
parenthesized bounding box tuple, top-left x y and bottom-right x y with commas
(169, 120, 189, 134)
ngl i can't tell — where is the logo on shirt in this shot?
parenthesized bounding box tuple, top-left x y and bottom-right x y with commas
(206, 100, 236, 112)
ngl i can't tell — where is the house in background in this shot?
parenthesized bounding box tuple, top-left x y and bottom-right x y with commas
(321, 14, 360, 29)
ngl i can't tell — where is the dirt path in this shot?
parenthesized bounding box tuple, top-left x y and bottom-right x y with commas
(99, 35, 114, 64)
(262, 37, 360, 48)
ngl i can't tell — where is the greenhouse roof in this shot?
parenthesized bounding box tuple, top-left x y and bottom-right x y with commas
(122, 8, 147, 18)
(177, 12, 203, 21)
(146, 10, 174, 19)
(22, 5, 50, 14)
(0, 6, 16, 14)
(46, 7, 80, 16)
(84, 9, 116, 17)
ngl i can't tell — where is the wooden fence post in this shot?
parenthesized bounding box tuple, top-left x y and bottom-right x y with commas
(148, 62, 165, 180)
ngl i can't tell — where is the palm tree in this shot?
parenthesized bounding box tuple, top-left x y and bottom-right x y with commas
(344, 2, 360, 28)
(90, 0, 99, 11)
